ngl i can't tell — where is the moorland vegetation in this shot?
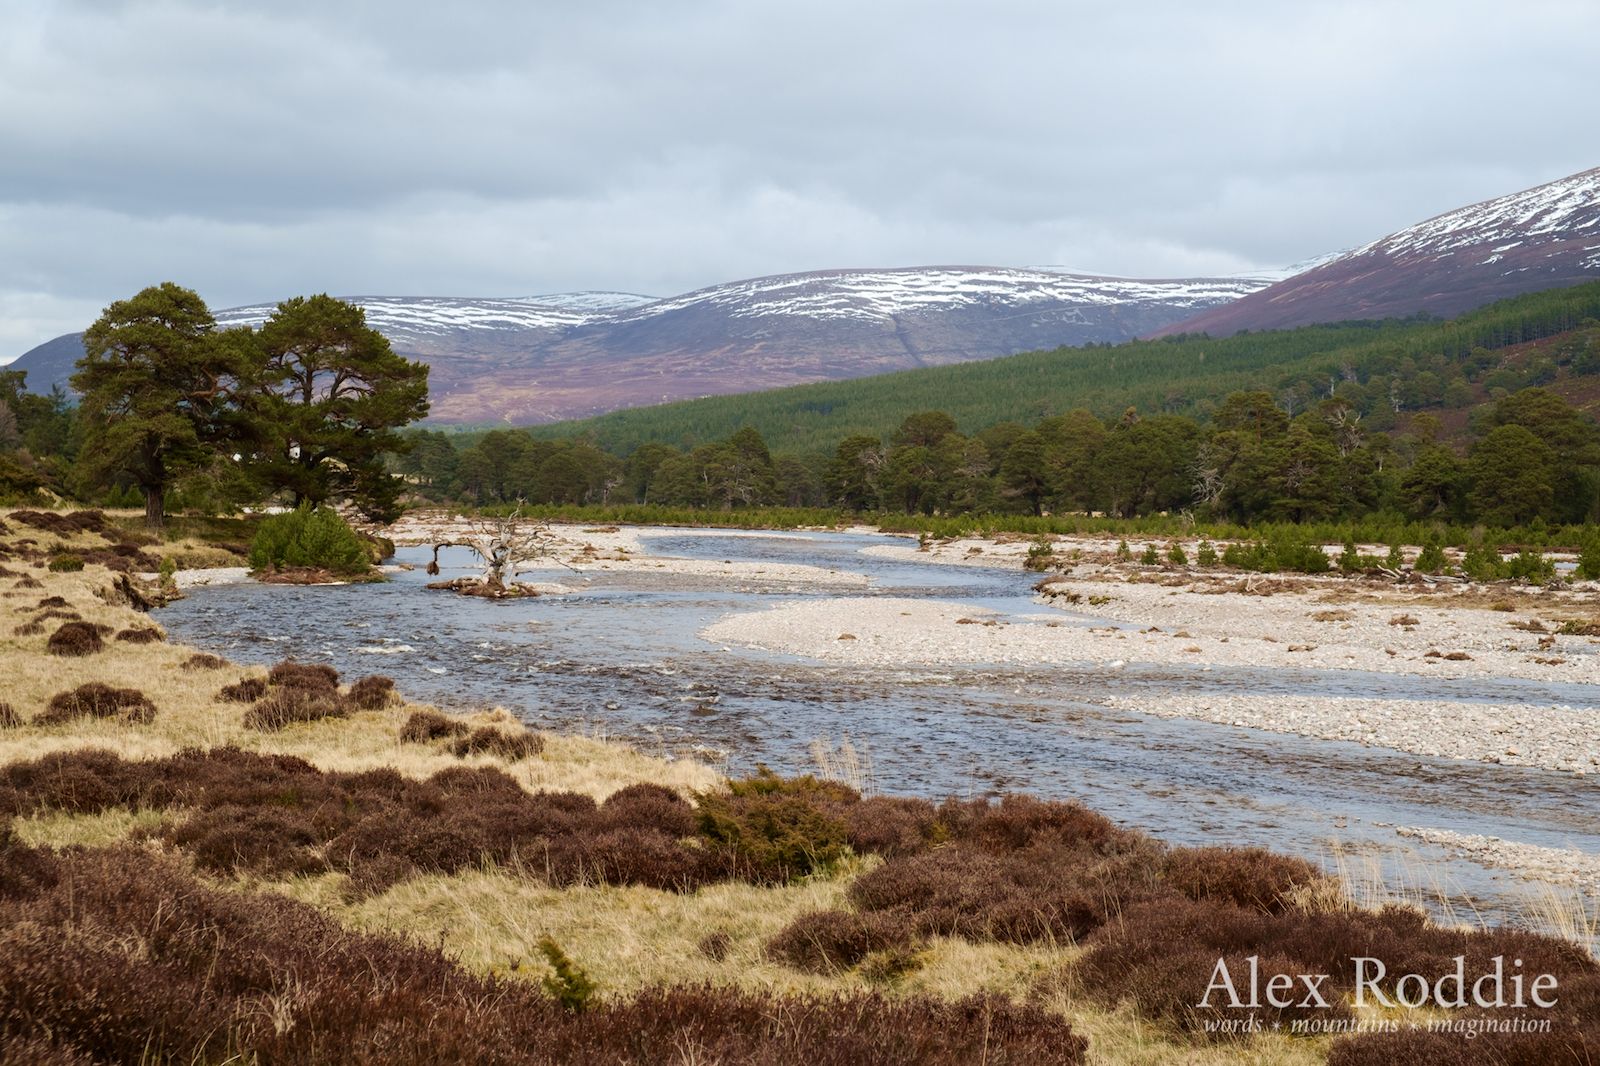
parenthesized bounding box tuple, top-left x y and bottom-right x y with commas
(2, 512, 1598, 1063)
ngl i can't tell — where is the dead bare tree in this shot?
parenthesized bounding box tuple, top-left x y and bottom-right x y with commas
(427, 509, 560, 596)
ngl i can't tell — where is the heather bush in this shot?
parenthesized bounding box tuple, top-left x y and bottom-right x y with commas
(267, 659, 340, 692)
(1076, 894, 1600, 1047)
(162, 804, 325, 877)
(9, 509, 106, 535)
(346, 674, 399, 710)
(46, 554, 83, 572)
(0, 840, 1092, 1065)
(697, 931, 734, 962)
(850, 843, 1159, 945)
(181, 652, 228, 670)
(599, 783, 697, 837)
(36, 683, 156, 725)
(45, 621, 104, 657)
(767, 909, 922, 973)
(844, 795, 939, 857)
(244, 688, 348, 731)
(14, 608, 80, 636)
(218, 677, 268, 702)
(1162, 846, 1323, 913)
(449, 726, 543, 760)
(399, 709, 469, 743)
(113, 625, 164, 644)
(248, 504, 372, 576)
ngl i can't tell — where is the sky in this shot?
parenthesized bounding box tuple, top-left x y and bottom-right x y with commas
(2, 0, 1597, 361)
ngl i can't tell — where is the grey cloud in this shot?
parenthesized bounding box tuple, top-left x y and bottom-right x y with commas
(2, 0, 1597, 358)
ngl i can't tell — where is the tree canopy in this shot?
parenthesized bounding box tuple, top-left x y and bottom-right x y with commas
(57, 284, 430, 527)
(248, 294, 430, 522)
(72, 283, 245, 528)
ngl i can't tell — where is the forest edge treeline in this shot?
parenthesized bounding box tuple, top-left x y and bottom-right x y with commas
(5, 280, 1600, 556)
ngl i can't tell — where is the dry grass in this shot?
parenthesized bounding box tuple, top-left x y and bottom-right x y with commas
(0, 540, 717, 802)
(1036, 994, 1331, 1066)
(9, 806, 167, 848)
(272, 865, 1278, 1064)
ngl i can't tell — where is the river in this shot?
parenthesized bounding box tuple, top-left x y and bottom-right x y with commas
(158, 528, 1600, 929)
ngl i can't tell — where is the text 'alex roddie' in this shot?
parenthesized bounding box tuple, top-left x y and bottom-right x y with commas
(1199, 955, 1559, 1010)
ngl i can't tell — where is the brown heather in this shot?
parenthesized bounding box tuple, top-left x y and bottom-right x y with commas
(449, 725, 543, 760)
(1074, 895, 1600, 1047)
(400, 708, 469, 743)
(113, 625, 164, 644)
(267, 659, 340, 692)
(347, 674, 399, 710)
(0, 833, 1087, 1065)
(7, 509, 107, 535)
(44, 621, 105, 657)
(766, 909, 923, 973)
(218, 677, 267, 702)
(180, 652, 227, 670)
(1162, 846, 1322, 913)
(35, 684, 156, 726)
(243, 687, 348, 732)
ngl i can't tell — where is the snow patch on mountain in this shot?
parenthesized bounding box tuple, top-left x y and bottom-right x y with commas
(203, 271, 1271, 337)
(613, 267, 1270, 326)
(212, 292, 656, 339)
(1355, 167, 1600, 261)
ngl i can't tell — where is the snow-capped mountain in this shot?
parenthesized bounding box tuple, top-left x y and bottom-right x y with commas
(1154, 166, 1600, 338)
(211, 292, 656, 340)
(8, 267, 1269, 424)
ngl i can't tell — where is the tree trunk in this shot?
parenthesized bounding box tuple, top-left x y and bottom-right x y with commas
(482, 542, 509, 589)
(143, 484, 165, 531)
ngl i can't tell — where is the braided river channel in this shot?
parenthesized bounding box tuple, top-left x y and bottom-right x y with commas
(158, 528, 1600, 931)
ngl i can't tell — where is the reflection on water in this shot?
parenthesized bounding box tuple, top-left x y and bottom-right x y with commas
(158, 529, 1600, 928)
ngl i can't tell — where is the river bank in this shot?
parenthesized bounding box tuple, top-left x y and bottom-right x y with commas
(700, 531, 1600, 777)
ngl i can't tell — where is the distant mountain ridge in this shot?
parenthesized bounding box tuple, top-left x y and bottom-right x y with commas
(7, 267, 1270, 423)
(1155, 166, 1600, 337)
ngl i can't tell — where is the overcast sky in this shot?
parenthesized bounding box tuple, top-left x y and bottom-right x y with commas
(2, 0, 1596, 360)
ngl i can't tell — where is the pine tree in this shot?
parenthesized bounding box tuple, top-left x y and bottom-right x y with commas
(246, 294, 429, 521)
(73, 283, 244, 529)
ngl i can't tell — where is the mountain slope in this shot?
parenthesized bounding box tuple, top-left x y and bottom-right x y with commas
(521, 280, 1600, 454)
(1155, 166, 1600, 337)
(6, 268, 1269, 423)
